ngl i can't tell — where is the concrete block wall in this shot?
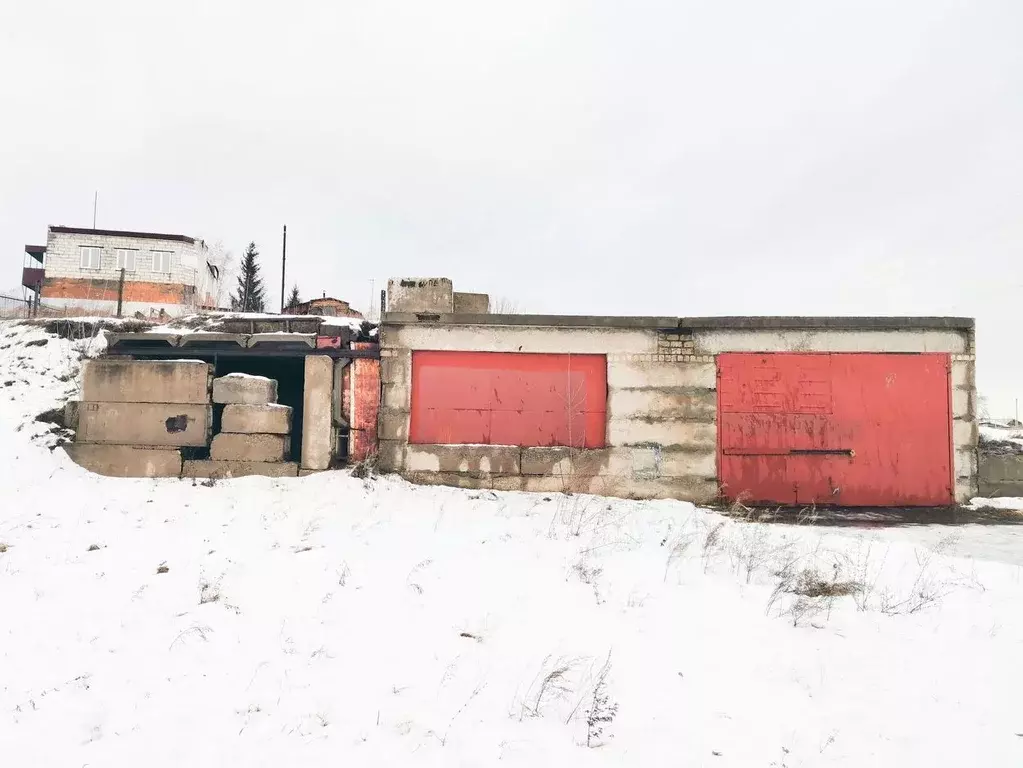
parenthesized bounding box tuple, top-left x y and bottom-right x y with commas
(199, 374, 299, 477)
(378, 322, 719, 503)
(66, 359, 214, 477)
(386, 278, 453, 313)
(378, 316, 979, 505)
(978, 453, 1023, 497)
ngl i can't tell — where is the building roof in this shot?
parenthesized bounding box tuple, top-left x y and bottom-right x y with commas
(24, 244, 46, 263)
(49, 226, 200, 245)
(382, 313, 975, 332)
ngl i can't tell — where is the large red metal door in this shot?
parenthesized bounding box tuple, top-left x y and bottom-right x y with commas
(410, 351, 607, 448)
(718, 353, 952, 506)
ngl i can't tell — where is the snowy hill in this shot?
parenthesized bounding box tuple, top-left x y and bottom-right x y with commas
(0, 320, 1021, 766)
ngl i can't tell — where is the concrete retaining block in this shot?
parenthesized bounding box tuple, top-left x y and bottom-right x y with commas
(64, 400, 81, 430)
(519, 447, 656, 478)
(376, 439, 406, 472)
(64, 444, 183, 478)
(212, 373, 278, 405)
(82, 359, 212, 404)
(378, 409, 409, 441)
(182, 460, 299, 479)
(606, 418, 717, 450)
(400, 469, 719, 503)
(657, 448, 717, 478)
(211, 433, 291, 462)
(76, 402, 211, 446)
(301, 355, 334, 470)
(607, 360, 716, 390)
(222, 404, 293, 434)
(453, 292, 490, 314)
(404, 444, 521, 474)
(607, 387, 716, 421)
(387, 277, 454, 313)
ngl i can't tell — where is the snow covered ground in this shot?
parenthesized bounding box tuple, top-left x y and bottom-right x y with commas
(1, 321, 1022, 766)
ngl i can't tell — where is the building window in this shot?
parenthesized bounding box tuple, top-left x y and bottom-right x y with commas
(116, 249, 138, 272)
(151, 251, 172, 274)
(79, 246, 103, 270)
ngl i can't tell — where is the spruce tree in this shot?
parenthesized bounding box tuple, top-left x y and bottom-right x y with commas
(231, 242, 266, 312)
(286, 284, 301, 311)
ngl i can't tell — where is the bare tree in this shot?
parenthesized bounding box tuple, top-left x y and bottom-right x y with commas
(490, 296, 521, 314)
(195, 240, 234, 311)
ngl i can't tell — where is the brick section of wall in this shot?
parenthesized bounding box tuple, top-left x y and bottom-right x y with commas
(655, 332, 703, 362)
(349, 342, 381, 462)
(43, 276, 195, 305)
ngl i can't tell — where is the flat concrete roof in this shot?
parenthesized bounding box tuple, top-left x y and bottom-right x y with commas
(382, 313, 975, 331)
(49, 226, 200, 245)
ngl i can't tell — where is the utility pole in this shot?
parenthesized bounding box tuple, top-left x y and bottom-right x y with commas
(116, 268, 126, 318)
(92, 191, 98, 228)
(279, 225, 287, 314)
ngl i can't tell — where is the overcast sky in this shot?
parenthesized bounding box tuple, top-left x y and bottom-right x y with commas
(1, 1, 1020, 414)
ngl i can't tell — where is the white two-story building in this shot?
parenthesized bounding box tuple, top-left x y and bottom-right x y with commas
(23, 226, 221, 317)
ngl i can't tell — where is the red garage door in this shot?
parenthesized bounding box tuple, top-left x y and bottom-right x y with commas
(718, 353, 952, 506)
(410, 351, 607, 447)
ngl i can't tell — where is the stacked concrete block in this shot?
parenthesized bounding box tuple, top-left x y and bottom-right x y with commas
(186, 373, 298, 479)
(212, 373, 278, 405)
(64, 359, 213, 477)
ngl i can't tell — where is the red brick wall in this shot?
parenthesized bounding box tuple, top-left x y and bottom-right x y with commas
(349, 343, 380, 462)
(43, 276, 193, 305)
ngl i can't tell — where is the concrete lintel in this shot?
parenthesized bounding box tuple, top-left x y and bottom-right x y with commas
(246, 333, 316, 348)
(107, 332, 182, 346)
(177, 333, 247, 347)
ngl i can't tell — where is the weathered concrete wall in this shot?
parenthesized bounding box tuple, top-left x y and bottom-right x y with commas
(76, 402, 211, 446)
(210, 433, 290, 462)
(453, 292, 490, 314)
(64, 444, 183, 478)
(978, 454, 1023, 498)
(379, 316, 977, 506)
(212, 374, 278, 405)
(378, 322, 717, 503)
(182, 460, 299, 479)
(301, 355, 334, 470)
(221, 404, 292, 434)
(693, 328, 968, 354)
(387, 278, 453, 314)
(82, 359, 212, 404)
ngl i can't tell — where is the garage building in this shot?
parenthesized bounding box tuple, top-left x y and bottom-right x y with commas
(378, 281, 976, 507)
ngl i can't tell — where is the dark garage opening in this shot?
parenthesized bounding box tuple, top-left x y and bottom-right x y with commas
(131, 351, 308, 465)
